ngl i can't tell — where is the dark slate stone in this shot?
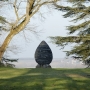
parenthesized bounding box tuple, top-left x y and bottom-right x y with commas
(35, 40, 53, 66)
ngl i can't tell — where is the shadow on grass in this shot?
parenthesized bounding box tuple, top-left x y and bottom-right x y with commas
(0, 68, 90, 90)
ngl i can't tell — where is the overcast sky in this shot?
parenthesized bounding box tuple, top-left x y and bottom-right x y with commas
(0, 1, 73, 59)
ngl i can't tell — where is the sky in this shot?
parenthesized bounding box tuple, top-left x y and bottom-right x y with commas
(0, 1, 73, 59)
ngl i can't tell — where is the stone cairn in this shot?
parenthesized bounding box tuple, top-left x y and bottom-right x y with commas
(35, 40, 53, 68)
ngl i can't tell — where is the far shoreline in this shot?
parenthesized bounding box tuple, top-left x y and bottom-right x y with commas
(9, 58, 87, 68)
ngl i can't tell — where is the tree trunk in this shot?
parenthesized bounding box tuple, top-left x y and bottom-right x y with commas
(0, 17, 30, 61)
(0, 31, 16, 61)
(0, 0, 36, 61)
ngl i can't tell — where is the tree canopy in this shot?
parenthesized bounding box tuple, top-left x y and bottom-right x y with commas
(50, 0, 90, 67)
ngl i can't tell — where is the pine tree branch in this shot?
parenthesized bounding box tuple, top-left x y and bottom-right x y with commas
(67, 20, 90, 34)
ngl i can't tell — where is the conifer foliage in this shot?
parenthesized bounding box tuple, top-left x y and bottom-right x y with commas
(0, 0, 8, 31)
(51, 0, 90, 67)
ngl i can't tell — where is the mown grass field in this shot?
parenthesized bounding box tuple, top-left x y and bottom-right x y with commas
(0, 67, 90, 90)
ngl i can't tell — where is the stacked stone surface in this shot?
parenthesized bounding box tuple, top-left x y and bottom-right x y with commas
(35, 40, 53, 66)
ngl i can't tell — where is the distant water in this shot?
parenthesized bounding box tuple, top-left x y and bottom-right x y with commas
(10, 58, 87, 68)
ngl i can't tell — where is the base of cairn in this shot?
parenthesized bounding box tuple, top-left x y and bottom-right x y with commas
(36, 64, 51, 68)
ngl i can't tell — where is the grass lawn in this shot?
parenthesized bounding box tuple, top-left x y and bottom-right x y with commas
(0, 67, 90, 90)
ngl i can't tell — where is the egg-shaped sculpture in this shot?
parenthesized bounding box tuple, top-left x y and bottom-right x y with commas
(35, 40, 53, 66)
